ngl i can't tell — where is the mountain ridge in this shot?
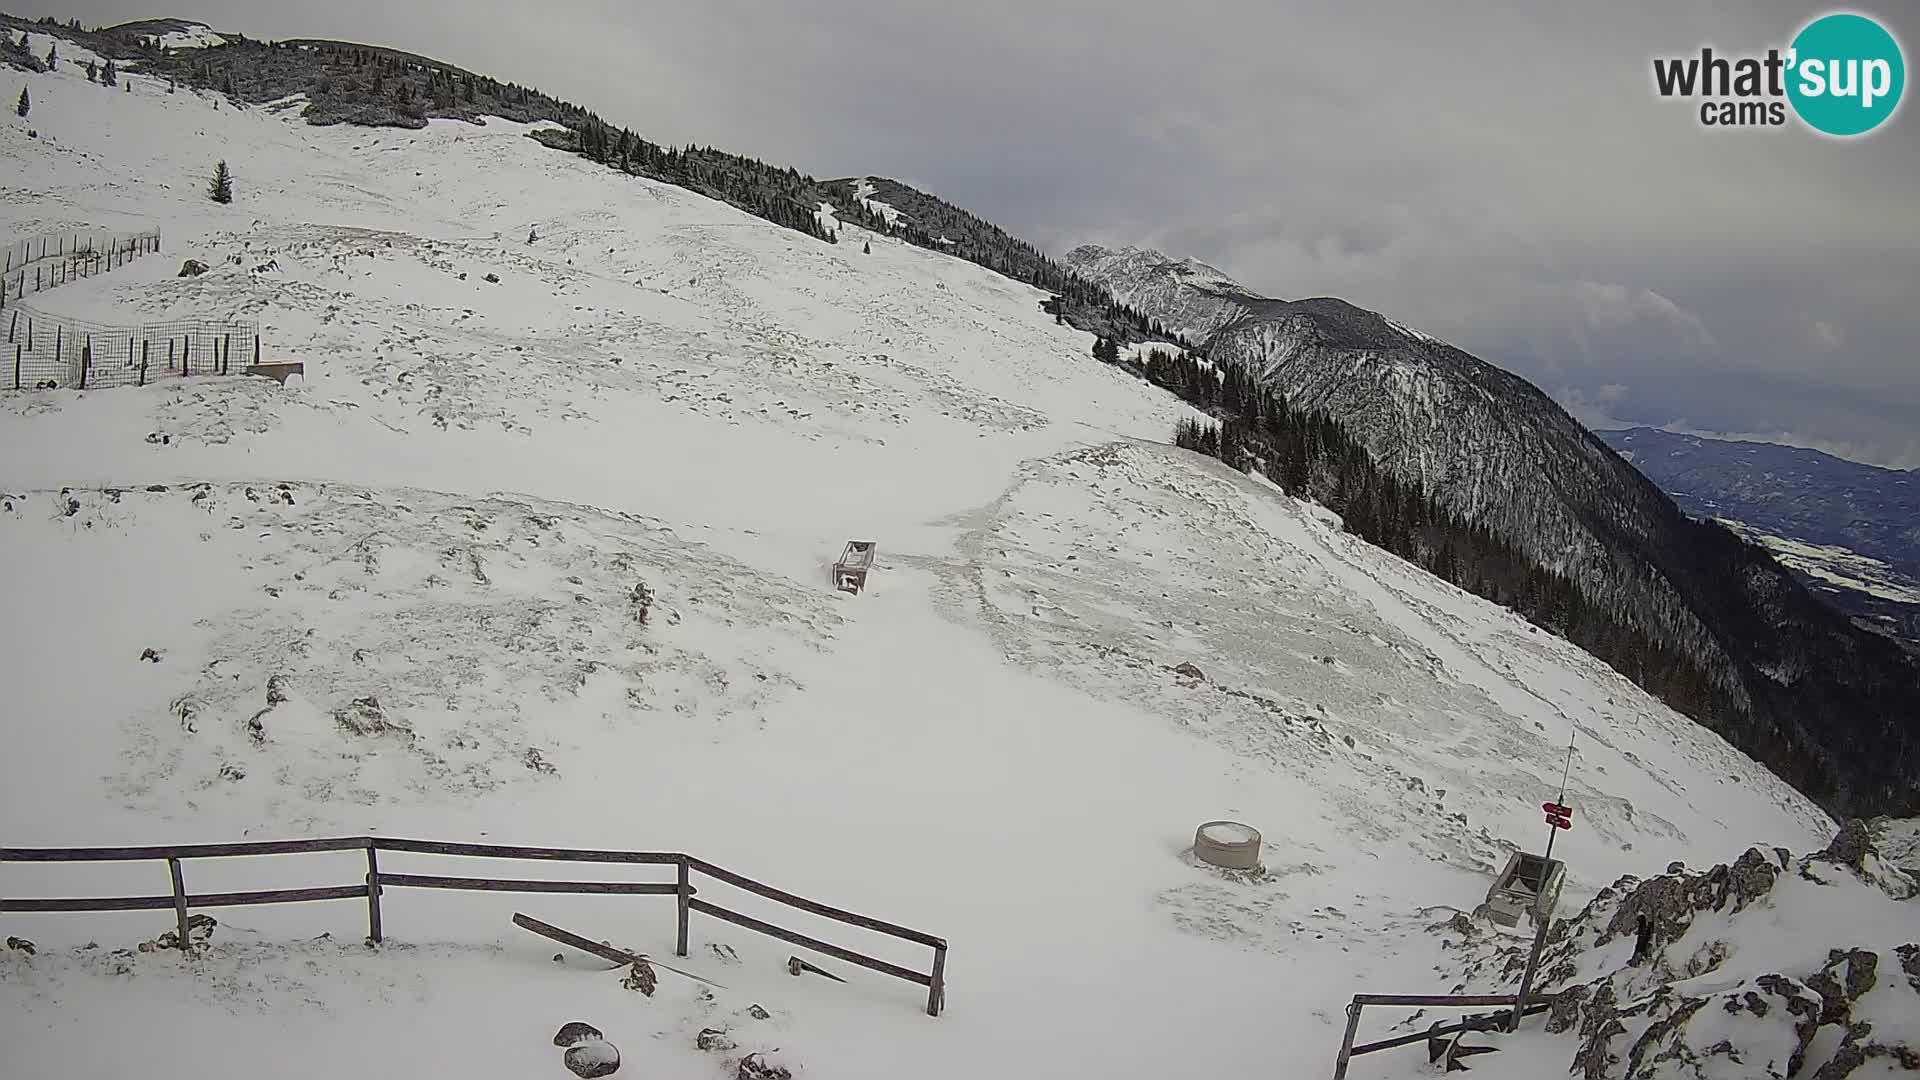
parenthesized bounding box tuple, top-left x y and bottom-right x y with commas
(1066, 242, 1920, 819)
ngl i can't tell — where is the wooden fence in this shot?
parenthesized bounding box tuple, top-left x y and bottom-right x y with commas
(1, 230, 162, 311)
(1330, 992, 1556, 1078)
(0, 835, 947, 1016)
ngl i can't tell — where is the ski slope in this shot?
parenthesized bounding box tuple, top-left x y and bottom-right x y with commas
(0, 45, 1842, 1080)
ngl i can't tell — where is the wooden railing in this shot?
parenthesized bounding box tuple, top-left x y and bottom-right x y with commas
(0, 836, 947, 1016)
(1330, 992, 1555, 1078)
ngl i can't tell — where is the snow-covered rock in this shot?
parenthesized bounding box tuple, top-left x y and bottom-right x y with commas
(563, 1038, 620, 1077)
(1440, 821, 1920, 1078)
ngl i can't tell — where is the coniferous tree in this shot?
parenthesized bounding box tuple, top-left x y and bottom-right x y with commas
(86, 59, 97, 82)
(863, 240, 871, 254)
(101, 59, 117, 86)
(209, 160, 234, 204)
(45, 42, 56, 70)
(15, 86, 28, 118)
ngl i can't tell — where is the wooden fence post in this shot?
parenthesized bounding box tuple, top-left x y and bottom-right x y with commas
(167, 858, 192, 953)
(13, 343, 20, 391)
(254, 334, 261, 366)
(927, 944, 947, 1017)
(167, 338, 175, 373)
(80, 338, 90, 390)
(184, 337, 191, 376)
(676, 857, 690, 958)
(1332, 1001, 1363, 1079)
(365, 842, 384, 943)
(223, 333, 231, 375)
(7, 310, 15, 342)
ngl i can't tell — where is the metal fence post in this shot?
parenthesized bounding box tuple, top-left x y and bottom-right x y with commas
(167, 857, 192, 953)
(675, 857, 690, 957)
(365, 842, 384, 943)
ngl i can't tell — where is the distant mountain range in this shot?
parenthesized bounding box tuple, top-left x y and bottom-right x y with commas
(1065, 243, 1920, 817)
(1601, 427, 1920, 641)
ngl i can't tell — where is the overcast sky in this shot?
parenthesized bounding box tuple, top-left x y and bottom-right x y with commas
(21, 1, 1920, 466)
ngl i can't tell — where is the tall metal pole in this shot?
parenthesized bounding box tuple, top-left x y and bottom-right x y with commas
(1509, 735, 1575, 1031)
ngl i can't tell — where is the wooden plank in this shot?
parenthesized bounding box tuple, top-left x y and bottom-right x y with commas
(511, 913, 726, 987)
(686, 857, 943, 948)
(188, 885, 368, 908)
(1, 894, 178, 913)
(1347, 1003, 1549, 1058)
(0, 836, 369, 862)
(788, 954, 847, 982)
(377, 872, 680, 896)
(1350, 993, 1550, 1008)
(513, 912, 639, 966)
(374, 837, 681, 865)
(688, 898, 931, 987)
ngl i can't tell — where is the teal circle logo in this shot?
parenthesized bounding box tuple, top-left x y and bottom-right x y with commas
(1787, 12, 1905, 136)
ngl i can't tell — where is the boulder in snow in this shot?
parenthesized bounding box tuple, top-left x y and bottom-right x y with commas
(552, 1022, 603, 1047)
(333, 695, 406, 737)
(178, 259, 208, 277)
(563, 1039, 619, 1078)
(736, 1053, 792, 1080)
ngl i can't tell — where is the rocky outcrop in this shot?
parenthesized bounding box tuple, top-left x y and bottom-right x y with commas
(1439, 820, 1920, 1078)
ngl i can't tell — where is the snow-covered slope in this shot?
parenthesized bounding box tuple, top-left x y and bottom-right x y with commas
(0, 47, 1859, 1080)
(1064, 244, 1920, 823)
